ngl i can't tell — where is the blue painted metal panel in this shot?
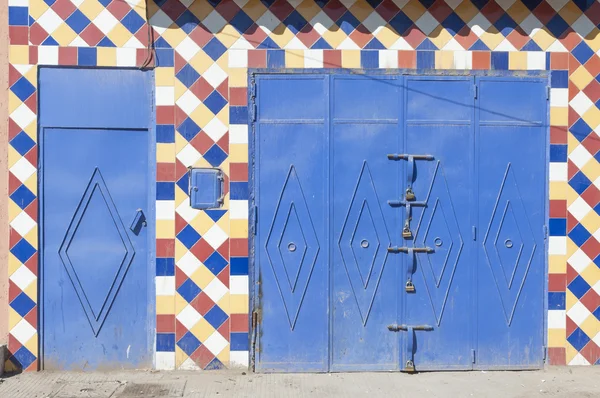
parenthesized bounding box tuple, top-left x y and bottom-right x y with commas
(39, 68, 154, 370)
(189, 168, 223, 209)
(475, 77, 547, 369)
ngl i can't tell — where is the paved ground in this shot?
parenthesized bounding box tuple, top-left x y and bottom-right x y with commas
(0, 367, 599, 397)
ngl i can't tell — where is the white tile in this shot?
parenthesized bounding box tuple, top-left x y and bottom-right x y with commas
(155, 352, 175, 370)
(526, 52, 545, 70)
(203, 278, 228, 303)
(567, 249, 592, 273)
(229, 125, 248, 144)
(10, 211, 36, 238)
(547, 310, 565, 329)
(519, 13, 542, 34)
(177, 251, 202, 277)
(233, 0, 250, 7)
(548, 236, 567, 255)
(204, 331, 229, 356)
(494, 0, 516, 10)
(572, 15, 595, 39)
(467, 13, 491, 37)
(593, 280, 600, 296)
(176, 200, 200, 224)
(156, 276, 175, 296)
(175, 37, 201, 62)
(549, 162, 567, 182)
(203, 224, 228, 250)
(230, 275, 249, 295)
(13, 65, 33, 75)
(229, 350, 249, 368)
(176, 144, 201, 168)
(9, 265, 36, 291)
(442, 38, 464, 51)
(256, 10, 279, 35)
(310, 11, 334, 36)
(230, 200, 249, 220)
(594, 226, 600, 243)
(594, 330, 600, 347)
(569, 144, 593, 169)
(229, 49, 248, 68)
(550, 88, 568, 107)
(10, 157, 36, 183)
(11, 319, 36, 345)
(340, 0, 358, 6)
(93, 9, 120, 35)
(155, 86, 175, 106)
(156, 200, 175, 221)
(124, 36, 144, 49)
(548, 0, 570, 12)
(495, 39, 517, 52)
(180, 357, 201, 370)
(203, 63, 228, 88)
(453, 51, 472, 69)
(116, 48, 137, 67)
(149, 10, 173, 32)
(203, 10, 227, 34)
(176, 305, 202, 330)
(378, 50, 398, 68)
(231, 36, 254, 50)
(362, 11, 386, 34)
(204, 117, 228, 142)
(414, 11, 437, 35)
(337, 37, 360, 50)
(567, 301, 591, 326)
(11, 104, 36, 130)
(547, 40, 568, 53)
(284, 36, 307, 50)
(70, 0, 85, 6)
(8, 0, 28, 5)
(570, 92, 594, 116)
(304, 50, 323, 68)
(568, 353, 590, 366)
(390, 37, 412, 50)
(69, 37, 89, 48)
(37, 8, 63, 34)
(38, 46, 59, 65)
(176, 90, 201, 115)
(568, 197, 592, 221)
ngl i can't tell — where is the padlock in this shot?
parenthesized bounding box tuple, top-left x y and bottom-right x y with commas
(405, 360, 415, 372)
(402, 224, 412, 239)
(405, 280, 415, 292)
(405, 188, 415, 201)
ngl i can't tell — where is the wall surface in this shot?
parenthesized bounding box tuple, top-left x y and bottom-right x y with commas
(5, 0, 600, 370)
(1, 0, 10, 346)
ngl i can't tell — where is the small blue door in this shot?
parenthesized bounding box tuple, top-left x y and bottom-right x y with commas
(40, 68, 154, 370)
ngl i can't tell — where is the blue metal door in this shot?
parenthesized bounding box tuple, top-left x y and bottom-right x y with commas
(40, 68, 154, 370)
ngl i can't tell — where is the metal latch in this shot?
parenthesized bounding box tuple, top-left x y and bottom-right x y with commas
(387, 154, 434, 201)
(388, 200, 427, 240)
(387, 247, 433, 254)
(387, 324, 434, 373)
(387, 324, 434, 332)
(387, 247, 433, 293)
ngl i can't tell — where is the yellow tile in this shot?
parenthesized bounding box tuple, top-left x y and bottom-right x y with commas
(23, 173, 36, 195)
(531, 29, 556, 51)
(217, 293, 230, 315)
(175, 185, 188, 207)
(557, 2, 582, 25)
(429, 27, 452, 50)
(549, 182, 567, 200)
(24, 226, 38, 249)
(402, 0, 426, 21)
(24, 121, 37, 140)
(566, 290, 577, 311)
(480, 30, 504, 51)
(24, 67, 37, 86)
(8, 308, 21, 331)
(215, 25, 241, 49)
(579, 316, 600, 342)
(156, 295, 175, 314)
(435, 51, 454, 70)
(24, 283, 36, 302)
(216, 54, 229, 72)
(581, 159, 600, 181)
(107, 25, 133, 48)
(241, 0, 268, 21)
(269, 25, 295, 49)
(505, 1, 530, 24)
(190, 265, 217, 289)
(230, 219, 248, 239)
(349, 1, 375, 21)
(584, 29, 600, 52)
(341, 50, 361, 68)
(582, 107, 600, 130)
(190, 51, 214, 75)
(175, 293, 188, 314)
(230, 294, 249, 314)
(156, 219, 175, 239)
(376, 25, 401, 48)
(8, 92, 22, 115)
(7, 146, 22, 169)
(296, 0, 321, 22)
(193, 157, 212, 168)
(8, 255, 23, 278)
(230, 144, 248, 163)
(190, 318, 215, 342)
(322, 29, 347, 49)
(174, 80, 186, 102)
(570, 66, 594, 90)
(9, 46, 28, 64)
(189, 212, 214, 235)
(567, 236, 578, 257)
(157, 143, 175, 163)
(216, 213, 230, 234)
(8, 201, 22, 225)
(549, 255, 567, 274)
(550, 107, 568, 127)
(156, 67, 175, 87)
(580, 213, 600, 239)
(175, 346, 188, 368)
(547, 328, 565, 348)
(216, 106, 229, 126)
(581, 262, 600, 286)
(29, 0, 49, 19)
(52, 24, 78, 46)
(508, 52, 527, 70)
(229, 68, 248, 88)
(79, 0, 104, 20)
(175, 240, 187, 263)
(217, 344, 230, 365)
(285, 50, 304, 68)
(190, 103, 215, 127)
(188, 0, 215, 21)
(96, 47, 116, 66)
(4, 360, 18, 373)
(24, 333, 38, 356)
(454, 1, 479, 22)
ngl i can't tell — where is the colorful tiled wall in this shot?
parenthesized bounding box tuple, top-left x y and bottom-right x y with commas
(5, 0, 600, 370)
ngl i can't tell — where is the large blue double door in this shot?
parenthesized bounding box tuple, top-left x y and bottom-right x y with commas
(253, 73, 547, 372)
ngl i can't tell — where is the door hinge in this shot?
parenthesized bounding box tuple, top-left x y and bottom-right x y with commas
(474, 85, 478, 99)
(472, 226, 476, 241)
(543, 346, 547, 361)
(547, 86, 550, 100)
(471, 349, 476, 364)
(252, 206, 258, 236)
(250, 81, 257, 122)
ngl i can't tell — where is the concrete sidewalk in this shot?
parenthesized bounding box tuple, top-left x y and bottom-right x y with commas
(0, 367, 598, 398)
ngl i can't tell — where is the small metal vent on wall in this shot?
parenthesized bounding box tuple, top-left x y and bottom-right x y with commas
(188, 168, 224, 210)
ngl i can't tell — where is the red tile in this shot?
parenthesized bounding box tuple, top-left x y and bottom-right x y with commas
(229, 87, 247, 106)
(157, 162, 175, 182)
(217, 319, 230, 341)
(566, 264, 578, 285)
(8, 172, 20, 195)
(8, 334, 23, 354)
(230, 163, 248, 182)
(505, 29, 529, 51)
(428, 0, 452, 22)
(190, 131, 214, 155)
(231, 314, 249, 332)
(136, 47, 153, 69)
(175, 105, 187, 127)
(190, 77, 213, 101)
(296, 25, 320, 48)
(580, 340, 600, 365)
(174, 52, 187, 73)
(550, 126, 568, 144)
(581, 184, 600, 208)
(190, 344, 214, 369)
(175, 267, 187, 289)
(375, 0, 400, 22)
(191, 292, 216, 316)
(217, 132, 229, 155)
(175, 319, 187, 341)
(566, 315, 577, 336)
(269, 0, 294, 20)
(348, 25, 373, 48)
(25, 306, 37, 328)
(567, 212, 577, 233)
(8, 281, 21, 302)
(548, 347, 566, 365)
(175, 214, 186, 235)
(24, 145, 37, 167)
(567, 160, 578, 180)
(25, 197, 37, 222)
(216, 79, 229, 100)
(248, 49, 267, 68)
(51, 0, 77, 19)
(215, 0, 241, 21)
(9, 26, 28, 45)
(24, 92, 37, 112)
(28, 46, 38, 65)
(230, 238, 248, 257)
(25, 359, 38, 372)
(107, 0, 134, 20)
(531, 1, 556, 25)
(157, 239, 175, 257)
(550, 53, 569, 70)
(585, 55, 600, 78)
(322, 0, 346, 22)
(80, 23, 104, 46)
(156, 105, 174, 124)
(9, 64, 22, 86)
(243, 25, 267, 49)
(24, 252, 38, 276)
(188, 25, 212, 48)
(549, 200, 567, 218)
(58, 47, 77, 65)
(217, 239, 229, 261)
(403, 26, 426, 49)
(323, 50, 342, 68)
(8, 119, 20, 141)
(217, 266, 229, 289)
(9, 227, 21, 249)
(157, 314, 175, 333)
(586, 1, 600, 25)
(583, 80, 600, 102)
(398, 51, 416, 68)
(560, 30, 581, 52)
(580, 288, 600, 313)
(176, 159, 187, 180)
(548, 273, 566, 292)
(472, 52, 491, 70)
(480, 1, 504, 23)
(222, 173, 229, 196)
(190, 238, 213, 262)
(453, 25, 478, 50)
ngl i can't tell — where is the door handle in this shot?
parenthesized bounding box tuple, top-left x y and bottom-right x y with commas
(130, 209, 147, 235)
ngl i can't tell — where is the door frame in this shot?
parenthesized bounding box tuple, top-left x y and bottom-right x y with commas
(248, 69, 550, 372)
(37, 66, 157, 369)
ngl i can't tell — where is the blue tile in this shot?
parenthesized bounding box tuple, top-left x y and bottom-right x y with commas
(364, 38, 385, 50)
(177, 332, 201, 355)
(77, 47, 97, 66)
(571, 119, 593, 142)
(570, 171, 592, 195)
(204, 91, 227, 114)
(156, 333, 175, 352)
(267, 50, 285, 68)
(42, 36, 59, 46)
(522, 39, 542, 52)
(10, 131, 35, 156)
(568, 275, 591, 299)
(260, 0, 276, 6)
(157, 125, 175, 143)
(157, 182, 175, 200)
(11, 346, 36, 370)
(367, 0, 384, 7)
(122, 9, 146, 34)
(206, 357, 225, 369)
(231, 257, 248, 276)
(66, 10, 91, 34)
(154, 37, 172, 49)
(469, 39, 490, 51)
(230, 11, 254, 34)
(549, 218, 566, 236)
(569, 224, 591, 246)
(177, 225, 201, 249)
(11, 77, 35, 102)
(230, 106, 248, 125)
(441, 12, 465, 36)
(175, 10, 200, 35)
(177, 278, 202, 303)
(337, 11, 360, 35)
(549, 144, 567, 162)
(43, 0, 57, 5)
(10, 239, 36, 264)
(416, 51, 434, 69)
(9, 7, 28, 26)
(230, 182, 248, 200)
(204, 144, 227, 167)
(231, 332, 249, 351)
(567, 327, 590, 352)
(416, 39, 437, 50)
(283, 10, 308, 35)
(204, 305, 228, 329)
(417, 0, 435, 7)
(521, 0, 543, 11)
(98, 0, 112, 6)
(177, 175, 189, 195)
(361, 51, 379, 68)
(546, 14, 569, 38)
(491, 52, 509, 70)
(176, 64, 200, 88)
(10, 292, 35, 317)
(155, 48, 175, 67)
(10, 185, 35, 210)
(156, 257, 175, 276)
(548, 292, 565, 310)
(494, 14, 517, 36)
(594, 305, 600, 321)
(177, 117, 201, 141)
(97, 37, 116, 47)
(572, 0, 595, 11)
(206, 210, 227, 222)
(205, 252, 228, 275)
(203, 37, 227, 61)
(311, 37, 332, 50)
(258, 37, 280, 50)
(573, 41, 595, 65)
(551, 70, 568, 88)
